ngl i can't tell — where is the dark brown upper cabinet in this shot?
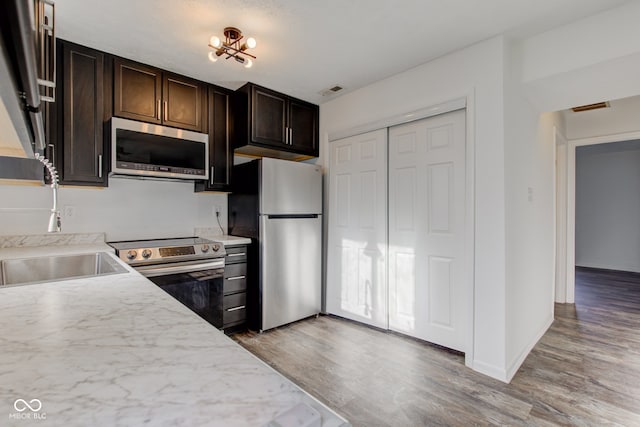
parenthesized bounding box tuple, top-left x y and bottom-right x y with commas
(251, 86, 288, 147)
(113, 58, 206, 132)
(195, 86, 233, 193)
(52, 39, 110, 186)
(288, 98, 318, 154)
(234, 83, 319, 160)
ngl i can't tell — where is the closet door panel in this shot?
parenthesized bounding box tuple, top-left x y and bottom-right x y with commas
(326, 129, 388, 329)
(388, 109, 467, 352)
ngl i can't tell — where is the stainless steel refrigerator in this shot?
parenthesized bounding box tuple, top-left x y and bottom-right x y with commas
(228, 158, 322, 331)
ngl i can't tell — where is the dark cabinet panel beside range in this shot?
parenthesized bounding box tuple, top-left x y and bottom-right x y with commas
(219, 244, 249, 332)
(195, 86, 233, 192)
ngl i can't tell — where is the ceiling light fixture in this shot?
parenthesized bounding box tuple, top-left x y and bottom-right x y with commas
(208, 27, 256, 68)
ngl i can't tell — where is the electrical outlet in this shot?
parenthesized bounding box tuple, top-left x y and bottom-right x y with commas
(64, 205, 76, 218)
(213, 206, 221, 217)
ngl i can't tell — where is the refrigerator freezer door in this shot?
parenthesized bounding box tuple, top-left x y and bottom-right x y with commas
(260, 214, 322, 331)
(260, 158, 323, 215)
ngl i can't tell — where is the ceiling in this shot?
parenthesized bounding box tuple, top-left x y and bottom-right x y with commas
(57, 0, 629, 104)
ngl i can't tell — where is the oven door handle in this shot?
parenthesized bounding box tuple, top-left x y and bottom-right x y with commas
(137, 260, 225, 278)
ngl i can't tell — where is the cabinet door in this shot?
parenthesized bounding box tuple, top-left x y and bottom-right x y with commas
(288, 98, 319, 156)
(59, 40, 107, 185)
(113, 58, 162, 124)
(195, 86, 232, 192)
(162, 73, 205, 132)
(251, 85, 287, 147)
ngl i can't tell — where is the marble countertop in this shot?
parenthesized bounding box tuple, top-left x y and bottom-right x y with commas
(213, 235, 252, 246)
(193, 229, 252, 247)
(0, 243, 348, 427)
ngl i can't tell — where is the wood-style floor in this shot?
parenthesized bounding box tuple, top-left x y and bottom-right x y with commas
(233, 267, 640, 426)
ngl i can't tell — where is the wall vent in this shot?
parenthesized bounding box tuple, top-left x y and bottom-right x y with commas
(319, 85, 344, 97)
(571, 102, 610, 112)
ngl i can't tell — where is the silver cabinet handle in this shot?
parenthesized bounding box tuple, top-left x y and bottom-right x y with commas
(226, 275, 246, 281)
(227, 253, 246, 257)
(98, 154, 103, 178)
(226, 305, 245, 312)
(289, 128, 293, 145)
(157, 100, 161, 120)
(163, 101, 168, 121)
(210, 166, 215, 185)
(285, 126, 289, 144)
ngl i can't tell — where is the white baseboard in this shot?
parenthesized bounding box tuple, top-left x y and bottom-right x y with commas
(471, 359, 509, 383)
(505, 315, 554, 383)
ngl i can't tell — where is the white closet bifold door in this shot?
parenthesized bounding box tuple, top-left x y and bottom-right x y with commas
(388, 109, 467, 352)
(326, 129, 388, 329)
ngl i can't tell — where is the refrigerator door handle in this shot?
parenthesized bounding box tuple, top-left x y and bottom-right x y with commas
(265, 214, 319, 219)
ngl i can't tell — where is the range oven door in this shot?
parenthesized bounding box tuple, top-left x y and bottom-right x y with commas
(137, 260, 224, 328)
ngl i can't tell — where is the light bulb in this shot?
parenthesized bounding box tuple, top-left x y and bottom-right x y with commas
(244, 58, 253, 68)
(245, 37, 257, 49)
(209, 36, 222, 48)
(208, 51, 218, 62)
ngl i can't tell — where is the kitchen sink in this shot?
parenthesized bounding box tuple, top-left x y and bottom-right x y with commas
(0, 252, 128, 287)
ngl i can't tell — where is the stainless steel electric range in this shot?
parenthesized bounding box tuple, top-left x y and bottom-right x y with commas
(109, 237, 228, 328)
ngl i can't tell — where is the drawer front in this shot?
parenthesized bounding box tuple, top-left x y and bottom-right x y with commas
(224, 262, 247, 278)
(224, 263, 247, 294)
(223, 292, 247, 325)
(225, 246, 247, 264)
(223, 292, 246, 310)
(224, 276, 247, 295)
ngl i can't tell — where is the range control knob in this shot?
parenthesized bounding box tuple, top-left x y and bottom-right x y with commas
(126, 250, 138, 260)
(141, 249, 152, 259)
(212, 243, 221, 252)
(201, 244, 210, 253)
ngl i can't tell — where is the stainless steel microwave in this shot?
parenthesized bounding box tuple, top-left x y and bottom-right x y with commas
(110, 117, 209, 180)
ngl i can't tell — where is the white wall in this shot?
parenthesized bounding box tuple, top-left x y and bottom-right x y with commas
(320, 36, 509, 380)
(503, 39, 559, 379)
(565, 96, 640, 140)
(0, 178, 227, 241)
(575, 141, 640, 273)
(520, 2, 640, 112)
(319, 34, 572, 382)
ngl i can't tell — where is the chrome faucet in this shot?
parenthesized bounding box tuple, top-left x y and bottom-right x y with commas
(34, 152, 61, 232)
